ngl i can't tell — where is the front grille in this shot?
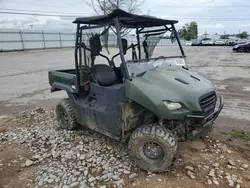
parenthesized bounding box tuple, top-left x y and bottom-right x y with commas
(199, 92, 217, 116)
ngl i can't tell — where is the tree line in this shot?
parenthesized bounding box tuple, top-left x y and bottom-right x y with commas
(178, 22, 249, 40)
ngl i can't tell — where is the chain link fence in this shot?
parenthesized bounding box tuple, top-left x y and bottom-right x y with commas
(0, 29, 185, 52)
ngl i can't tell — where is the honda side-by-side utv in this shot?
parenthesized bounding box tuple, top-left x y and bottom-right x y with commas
(48, 9, 224, 172)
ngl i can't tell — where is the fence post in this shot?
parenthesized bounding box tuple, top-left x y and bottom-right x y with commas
(59, 32, 62, 48)
(42, 31, 46, 49)
(20, 30, 25, 50)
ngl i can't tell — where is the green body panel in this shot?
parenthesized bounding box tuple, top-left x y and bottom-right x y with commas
(48, 70, 76, 93)
(125, 66, 214, 120)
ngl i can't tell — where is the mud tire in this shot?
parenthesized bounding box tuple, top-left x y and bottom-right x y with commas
(129, 124, 179, 172)
(56, 99, 79, 130)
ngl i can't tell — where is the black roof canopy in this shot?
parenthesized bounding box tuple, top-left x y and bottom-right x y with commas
(73, 9, 178, 28)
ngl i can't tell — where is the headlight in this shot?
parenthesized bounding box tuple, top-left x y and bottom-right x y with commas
(163, 101, 182, 110)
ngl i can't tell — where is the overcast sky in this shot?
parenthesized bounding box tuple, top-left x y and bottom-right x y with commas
(0, 0, 250, 35)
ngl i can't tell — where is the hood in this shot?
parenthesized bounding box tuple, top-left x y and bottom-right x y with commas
(126, 66, 215, 117)
(142, 66, 213, 99)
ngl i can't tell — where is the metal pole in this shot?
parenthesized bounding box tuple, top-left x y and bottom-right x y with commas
(172, 24, 185, 57)
(20, 30, 24, 50)
(42, 31, 46, 49)
(114, 17, 125, 64)
(79, 29, 83, 85)
(114, 17, 130, 80)
(104, 0, 106, 15)
(136, 28, 141, 59)
(79, 30, 82, 68)
(74, 23, 80, 93)
(59, 32, 62, 48)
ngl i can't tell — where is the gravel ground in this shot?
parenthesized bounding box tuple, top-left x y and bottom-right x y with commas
(1, 108, 134, 188)
(0, 108, 249, 188)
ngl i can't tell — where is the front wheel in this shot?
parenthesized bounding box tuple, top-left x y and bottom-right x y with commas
(129, 124, 179, 172)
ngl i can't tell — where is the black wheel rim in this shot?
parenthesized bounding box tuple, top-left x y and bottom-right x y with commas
(57, 106, 69, 129)
(140, 141, 164, 161)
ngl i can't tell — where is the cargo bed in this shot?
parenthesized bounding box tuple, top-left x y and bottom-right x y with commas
(48, 69, 77, 93)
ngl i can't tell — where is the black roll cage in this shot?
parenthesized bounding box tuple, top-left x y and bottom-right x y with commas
(74, 17, 185, 93)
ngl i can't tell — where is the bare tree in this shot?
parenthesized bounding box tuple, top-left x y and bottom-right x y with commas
(84, 0, 144, 15)
(83, 0, 145, 37)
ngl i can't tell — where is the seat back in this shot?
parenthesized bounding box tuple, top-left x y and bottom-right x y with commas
(91, 64, 116, 86)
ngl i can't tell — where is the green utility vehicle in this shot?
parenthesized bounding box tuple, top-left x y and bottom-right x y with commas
(48, 9, 223, 172)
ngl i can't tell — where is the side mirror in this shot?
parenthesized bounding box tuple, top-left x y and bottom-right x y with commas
(121, 38, 128, 55)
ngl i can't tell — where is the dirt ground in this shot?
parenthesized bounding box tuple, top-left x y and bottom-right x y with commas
(0, 46, 250, 188)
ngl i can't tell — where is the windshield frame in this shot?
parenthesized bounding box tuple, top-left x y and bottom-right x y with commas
(115, 22, 186, 80)
(132, 24, 185, 62)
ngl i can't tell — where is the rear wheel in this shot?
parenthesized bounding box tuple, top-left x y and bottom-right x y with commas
(129, 124, 179, 172)
(56, 99, 79, 130)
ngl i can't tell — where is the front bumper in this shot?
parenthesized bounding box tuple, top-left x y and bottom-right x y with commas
(184, 95, 224, 140)
(186, 95, 224, 121)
